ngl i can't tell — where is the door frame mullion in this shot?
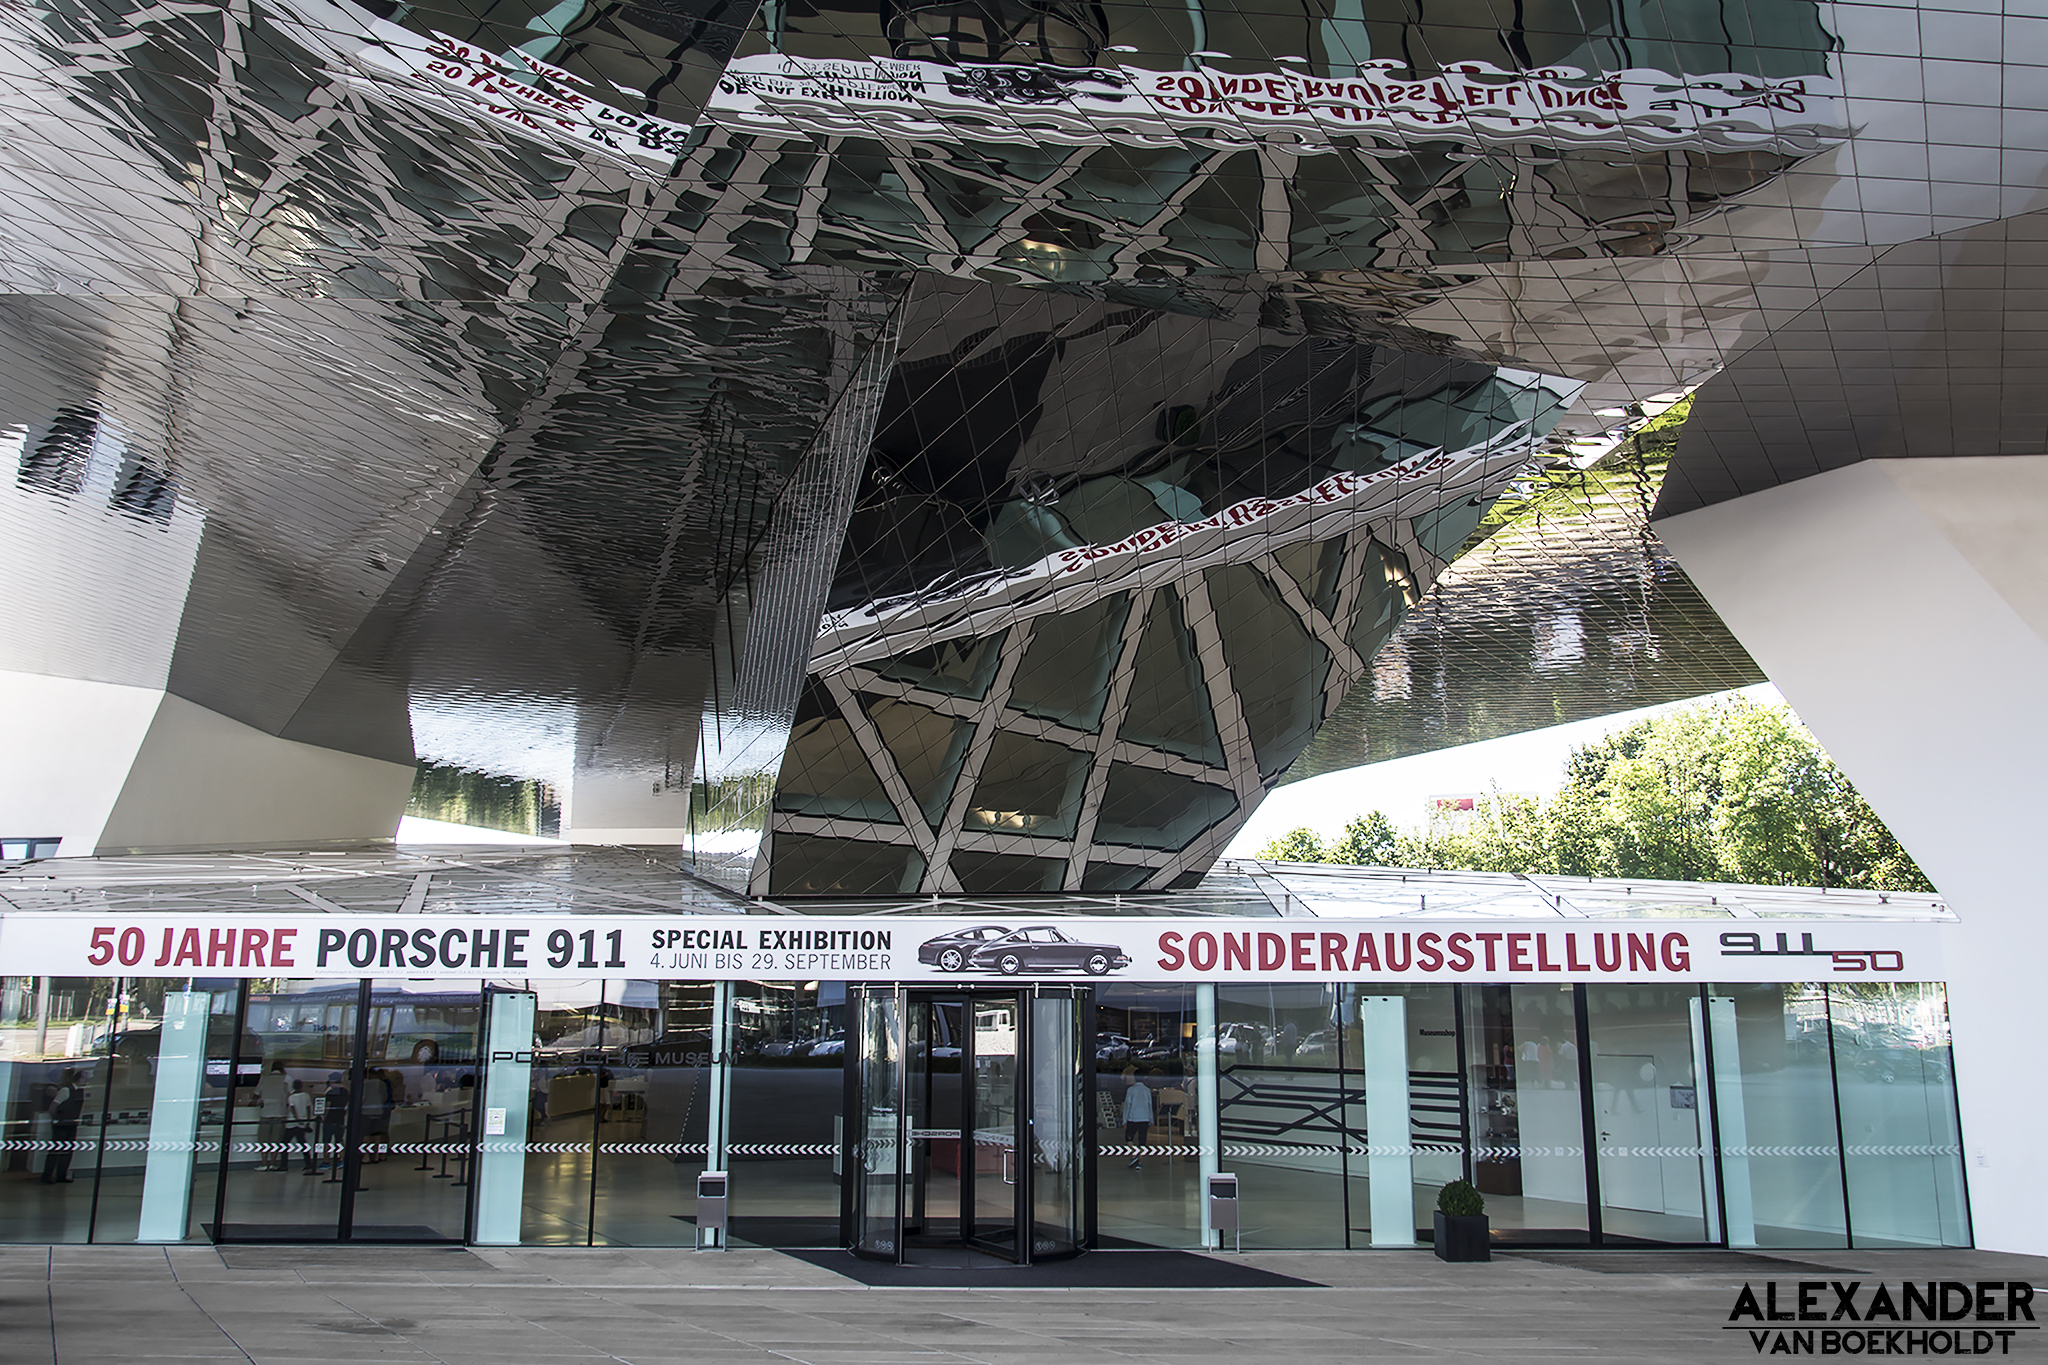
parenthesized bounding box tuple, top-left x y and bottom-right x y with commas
(337, 978, 372, 1240)
(1016, 990, 1032, 1266)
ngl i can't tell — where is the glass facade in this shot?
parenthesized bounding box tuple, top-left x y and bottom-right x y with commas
(0, 972, 1969, 1251)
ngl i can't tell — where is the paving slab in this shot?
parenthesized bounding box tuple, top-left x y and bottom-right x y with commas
(6, 1244, 2043, 1365)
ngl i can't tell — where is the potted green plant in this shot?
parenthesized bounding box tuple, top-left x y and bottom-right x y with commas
(1433, 1179, 1490, 1262)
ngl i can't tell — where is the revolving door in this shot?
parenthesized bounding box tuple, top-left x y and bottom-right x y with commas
(845, 987, 1093, 1264)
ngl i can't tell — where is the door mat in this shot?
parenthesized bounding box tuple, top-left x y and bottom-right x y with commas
(1502, 1250, 1867, 1275)
(781, 1247, 1324, 1288)
(212, 1242, 487, 1268)
(673, 1214, 845, 1247)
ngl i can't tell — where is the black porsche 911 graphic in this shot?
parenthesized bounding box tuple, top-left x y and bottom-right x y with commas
(918, 925, 1132, 976)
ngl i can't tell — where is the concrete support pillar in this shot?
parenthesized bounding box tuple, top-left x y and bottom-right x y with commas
(1655, 456, 2048, 1256)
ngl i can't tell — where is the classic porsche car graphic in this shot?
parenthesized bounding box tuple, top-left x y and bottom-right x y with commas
(919, 925, 1132, 976)
(917, 925, 1015, 972)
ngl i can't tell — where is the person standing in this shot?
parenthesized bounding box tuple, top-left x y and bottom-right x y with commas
(41, 1069, 85, 1184)
(285, 1081, 315, 1174)
(255, 1063, 290, 1171)
(317, 1072, 349, 1173)
(1122, 1072, 1153, 1170)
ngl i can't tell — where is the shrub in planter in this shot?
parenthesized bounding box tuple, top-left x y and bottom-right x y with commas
(1433, 1179, 1490, 1262)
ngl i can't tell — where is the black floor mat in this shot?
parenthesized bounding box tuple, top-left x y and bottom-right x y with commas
(1503, 1249, 1865, 1275)
(212, 1243, 487, 1268)
(782, 1247, 1324, 1288)
(208, 1225, 460, 1246)
(673, 1214, 846, 1247)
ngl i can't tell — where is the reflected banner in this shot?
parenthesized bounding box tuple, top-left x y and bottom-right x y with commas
(0, 913, 1945, 983)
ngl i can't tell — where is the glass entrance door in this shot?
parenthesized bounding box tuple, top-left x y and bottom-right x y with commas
(848, 987, 1089, 1264)
(962, 995, 1023, 1260)
(214, 980, 481, 1242)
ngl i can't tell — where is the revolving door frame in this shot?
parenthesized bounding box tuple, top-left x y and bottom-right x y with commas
(841, 985, 1096, 1265)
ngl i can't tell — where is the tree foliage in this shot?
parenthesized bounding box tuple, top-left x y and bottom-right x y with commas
(1257, 698, 1934, 892)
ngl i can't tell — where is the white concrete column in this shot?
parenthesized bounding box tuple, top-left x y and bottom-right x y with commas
(1655, 456, 2048, 1256)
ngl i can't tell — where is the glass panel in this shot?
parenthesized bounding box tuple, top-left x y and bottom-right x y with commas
(1204, 560, 1331, 779)
(1463, 984, 1589, 1242)
(1118, 587, 1224, 766)
(873, 630, 1006, 700)
(221, 980, 355, 1239)
(1008, 594, 1130, 731)
(1706, 983, 1847, 1248)
(595, 982, 715, 1246)
(860, 694, 975, 828)
(910, 999, 963, 1242)
(1092, 985, 1201, 1246)
(0, 977, 114, 1242)
(765, 834, 925, 896)
(949, 850, 1064, 892)
(92, 981, 240, 1244)
(772, 678, 900, 823)
(520, 980, 604, 1244)
(965, 995, 1021, 1257)
(1029, 991, 1083, 1259)
(729, 981, 846, 1247)
(962, 732, 1088, 839)
(1092, 764, 1237, 851)
(900, 990, 931, 1243)
(1828, 983, 1969, 1248)
(1215, 984, 1349, 1248)
(348, 981, 481, 1241)
(1345, 539, 1416, 663)
(1585, 985, 1710, 1244)
(853, 988, 904, 1259)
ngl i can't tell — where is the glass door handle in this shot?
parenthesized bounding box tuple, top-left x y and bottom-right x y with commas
(1003, 1148, 1015, 1185)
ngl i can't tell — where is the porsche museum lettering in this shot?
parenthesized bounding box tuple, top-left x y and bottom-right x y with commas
(1, 913, 1936, 982)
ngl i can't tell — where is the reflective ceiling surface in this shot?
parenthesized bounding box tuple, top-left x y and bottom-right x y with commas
(2, 0, 2040, 885)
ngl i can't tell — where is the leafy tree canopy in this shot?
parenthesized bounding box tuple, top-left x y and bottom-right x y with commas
(1256, 698, 1933, 893)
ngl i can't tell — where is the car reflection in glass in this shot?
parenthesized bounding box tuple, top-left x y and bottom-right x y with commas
(920, 924, 1131, 976)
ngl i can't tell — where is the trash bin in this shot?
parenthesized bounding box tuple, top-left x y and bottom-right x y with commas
(697, 1170, 728, 1248)
(1208, 1172, 1239, 1252)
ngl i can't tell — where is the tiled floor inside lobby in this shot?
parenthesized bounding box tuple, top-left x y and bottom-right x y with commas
(5, 1242, 2042, 1365)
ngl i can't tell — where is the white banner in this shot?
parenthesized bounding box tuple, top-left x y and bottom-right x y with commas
(0, 912, 1945, 983)
(712, 54, 1848, 156)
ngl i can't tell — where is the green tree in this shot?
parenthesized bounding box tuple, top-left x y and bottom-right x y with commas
(1258, 827, 1329, 862)
(1329, 810, 1401, 865)
(1289, 698, 1934, 893)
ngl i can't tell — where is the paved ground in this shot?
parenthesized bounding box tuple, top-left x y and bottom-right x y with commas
(4, 1243, 2043, 1365)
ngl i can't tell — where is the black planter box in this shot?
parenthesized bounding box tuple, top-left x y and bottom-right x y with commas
(1433, 1211, 1490, 1262)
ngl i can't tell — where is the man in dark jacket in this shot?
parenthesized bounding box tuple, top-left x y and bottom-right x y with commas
(42, 1069, 85, 1183)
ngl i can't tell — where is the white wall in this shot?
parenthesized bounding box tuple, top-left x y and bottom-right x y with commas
(563, 769, 692, 845)
(1655, 456, 2048, 1256)
(0, 671, 415, 854)
(0, 671, 164, 849)
(95, 694, 415, 853)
